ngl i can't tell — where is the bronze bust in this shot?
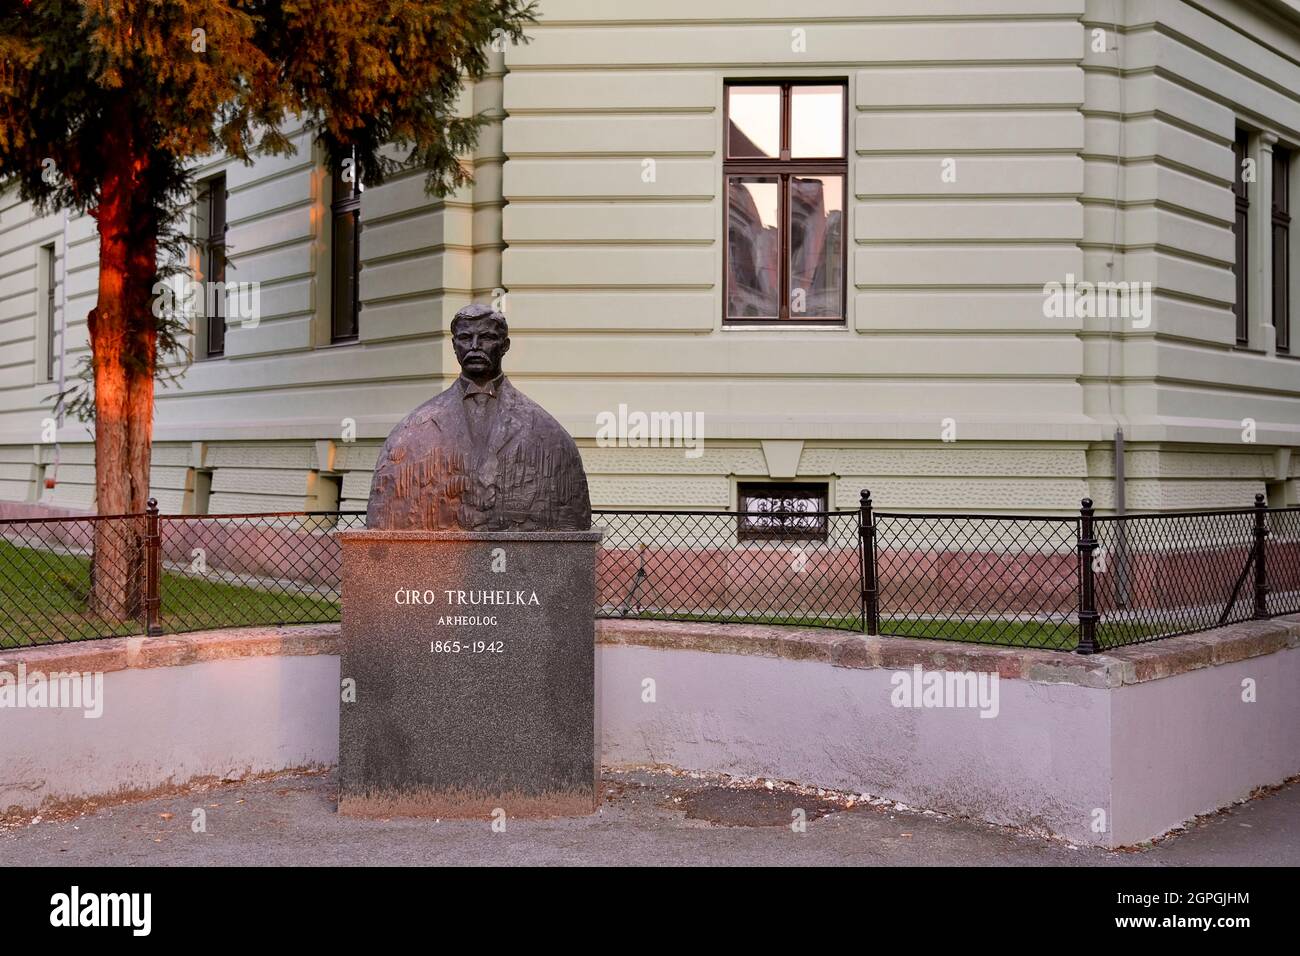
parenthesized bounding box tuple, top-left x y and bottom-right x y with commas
(366, 304, 592, 531)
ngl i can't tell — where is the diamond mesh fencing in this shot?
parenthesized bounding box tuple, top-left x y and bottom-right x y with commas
(0, 513, 148, 647)
(1269, 507, 1300, 617)
(157, 512, 367, 634)
(1092, 509, 1258, 649)
(4, 497, 1299, 653)
(0, 510, 365, 648)
(873, 512, 1081, 650)
(593, 509, 863, 629)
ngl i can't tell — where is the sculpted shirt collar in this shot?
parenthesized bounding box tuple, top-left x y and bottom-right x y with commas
(459, 373, 505, 400)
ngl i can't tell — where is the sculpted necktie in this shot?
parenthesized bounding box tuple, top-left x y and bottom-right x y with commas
(466, 391, 491, 449)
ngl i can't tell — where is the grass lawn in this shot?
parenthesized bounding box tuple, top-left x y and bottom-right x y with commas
(599, 609, 1083, 650)
(0, 539, 339, 648)
(4, 537, 1171, 653)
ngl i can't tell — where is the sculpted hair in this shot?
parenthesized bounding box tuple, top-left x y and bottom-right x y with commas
(450, 303, 508, 336)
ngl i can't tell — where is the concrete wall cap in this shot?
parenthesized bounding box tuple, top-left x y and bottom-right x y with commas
(596, 616, 1300, 688)
(0, 624, 341, 681)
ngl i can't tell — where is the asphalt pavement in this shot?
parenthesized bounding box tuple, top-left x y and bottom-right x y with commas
(2, 767, 1296, 867)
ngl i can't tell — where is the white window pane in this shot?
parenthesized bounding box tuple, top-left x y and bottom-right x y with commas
(728, 86, 780, 158)
(790, 85, 844, 158)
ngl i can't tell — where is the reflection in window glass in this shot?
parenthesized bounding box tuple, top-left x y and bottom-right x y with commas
(790, 85, 844, 158)
(788, 175, 843, 319)
(727, 177, 780, 318)
(727, 86, 780, 158)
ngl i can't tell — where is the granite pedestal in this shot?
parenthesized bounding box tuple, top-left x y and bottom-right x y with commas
(337, 529, 601, 817)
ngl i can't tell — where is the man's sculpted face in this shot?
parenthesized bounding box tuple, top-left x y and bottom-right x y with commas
(452, 315, 510, 384)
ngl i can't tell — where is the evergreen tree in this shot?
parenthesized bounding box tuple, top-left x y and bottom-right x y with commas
(0, 0, 534, 616)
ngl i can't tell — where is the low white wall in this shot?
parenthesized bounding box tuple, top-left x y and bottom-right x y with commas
(597, 645, 1113, 845)
(0, 655, 339, 815)
(3, 622, 1295, 848)
(596, 640, 1300, 847)
(1110, 647, 1300, 845)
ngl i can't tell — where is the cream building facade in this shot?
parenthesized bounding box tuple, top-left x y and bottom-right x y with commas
(2, 0, 1299, 517)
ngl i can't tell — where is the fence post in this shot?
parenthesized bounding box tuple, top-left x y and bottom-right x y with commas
(1253, 492, 1270, 620)
(859, 489, 878, 635)
(144, 497, 163, 636)
(1076, 497, 1100, 654)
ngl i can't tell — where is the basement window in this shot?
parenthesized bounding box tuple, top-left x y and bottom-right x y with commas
(737, 481, 829, 542)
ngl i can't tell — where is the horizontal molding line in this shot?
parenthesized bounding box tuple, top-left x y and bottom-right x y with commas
(1075, 241, 1234, 271)
(854, 103, 1085, 112)
(1080, 376, 1300, 399)
(503, 151, 718, 159)
(505, 59, 1089, 72)
(1077, 152, 1230, 188)
(504, 108, 716, 117)
(1081, 106, 1233, 147)
(502, 196, 718, 203)
(524, 17, 1088, 28)
(1152, 23, 1300, 108)
(853, 194, 1084, 201)
(358, 204, 447, 229)
(853, 238, 1082, 246)
(1076, 197, 1232, 231)
(859, 196, 1083, 204)
(500, 284, 714, 292)
(853, 148, 1083, 156)
(1080, 153, 1235, 190)
(504, 240, 715, 247)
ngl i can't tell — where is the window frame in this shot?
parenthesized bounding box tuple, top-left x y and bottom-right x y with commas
(722, 79, 848, 326)
(198, 174, 227, 359)
(1272, 146, 1291, 354)
(735, 481, 830, 543)
(1232, 130, 1251, 346)
(40, 242, 56, 381)
(330, 164, 362, 344)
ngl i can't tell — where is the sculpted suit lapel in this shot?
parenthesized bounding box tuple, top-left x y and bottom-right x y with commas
(486, 378, 526, 459)
(474, 377, 521, 508)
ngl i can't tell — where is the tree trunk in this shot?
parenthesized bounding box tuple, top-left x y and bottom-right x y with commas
(89, 100, 157, 622)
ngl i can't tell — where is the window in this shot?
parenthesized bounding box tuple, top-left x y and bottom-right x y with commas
(40, 243, 56, 380)
(311, 471, 343, 511)
(736, 481, 829, 541)
(1273, 147, 1291, 353)
(186, 468, 212, 515)
(1232, 131, 1250, 346)
(331, 165, 362, 343)
(198, 174, 227, 358)
(724, 81, 846, 323)
(1266, 479, 1292, 509)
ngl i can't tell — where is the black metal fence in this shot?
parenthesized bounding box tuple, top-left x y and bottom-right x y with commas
(2, 493, 1298, 653)
(0, 503, 364, 648)
(591, 508, 862, 629)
